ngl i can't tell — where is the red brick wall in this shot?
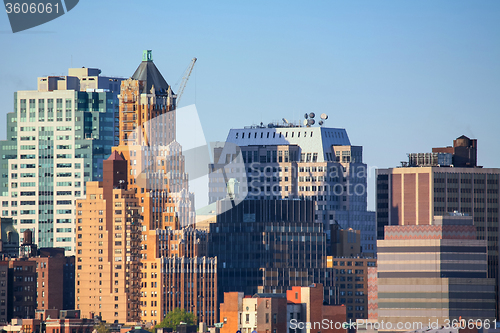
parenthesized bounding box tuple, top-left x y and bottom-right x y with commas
(403, 174, 416, 225)
(322, 305, 347, 333)
(418, 173, 430, 225)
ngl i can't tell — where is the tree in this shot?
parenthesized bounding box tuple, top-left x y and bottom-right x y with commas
(154, 308, 197, 330)
(94, 322, 110, 333)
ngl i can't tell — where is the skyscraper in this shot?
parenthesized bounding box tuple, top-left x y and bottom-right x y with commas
(0, 68, 123, 254)
(208, 198, 337, 309)
(75, 151, 142, 323)
(209, 122, 376, 256)
(75, 51, 211, 325)
(376, 135, 500, 317)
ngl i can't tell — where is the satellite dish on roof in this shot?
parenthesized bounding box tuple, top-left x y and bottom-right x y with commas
(308, 119, 315, 125)
(319, 120, 324, 126)
(282, 118, 289, 124)
(320, 113, 328, 120)
(303, 119, 308, 126)
(309, 112, 315, 118)
(304, 113, 308, 119)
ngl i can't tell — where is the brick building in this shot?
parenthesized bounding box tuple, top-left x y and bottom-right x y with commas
(8, 258, 36, 320)
(76, 51, 213, 326)
(376, 136, 500, 317)
(75, 152, 142, 323)
(33, 248, 70, 311)
(220, 283, 346, 333)
(326, 257, 376, 321)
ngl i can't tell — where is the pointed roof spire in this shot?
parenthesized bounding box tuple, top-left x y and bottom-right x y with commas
(107, 151, 124, 161)
(131, 50, 170, 95)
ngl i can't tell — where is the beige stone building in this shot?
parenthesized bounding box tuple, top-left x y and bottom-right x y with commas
(75, 152, 142, 323)
(76, 51, 214, 326)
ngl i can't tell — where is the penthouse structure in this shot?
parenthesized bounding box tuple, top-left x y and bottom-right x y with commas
(0, 67, 124, 254)
(209, 121, 376, 256)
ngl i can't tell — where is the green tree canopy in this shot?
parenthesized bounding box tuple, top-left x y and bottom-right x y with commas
(154, 308, 197, 330)
(94, 322, 110, 333)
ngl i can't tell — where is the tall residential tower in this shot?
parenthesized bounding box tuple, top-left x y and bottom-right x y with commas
(0, 68, 123, 254)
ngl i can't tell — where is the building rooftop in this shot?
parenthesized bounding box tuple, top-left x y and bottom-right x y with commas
(131, 50, 170, 95)
(107, 151, 125, 161)
(224, 126, 352, 163)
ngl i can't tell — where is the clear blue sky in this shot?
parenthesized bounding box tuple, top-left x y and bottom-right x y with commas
(1, 0, 499, 210)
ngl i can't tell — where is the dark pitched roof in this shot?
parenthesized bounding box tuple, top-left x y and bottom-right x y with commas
(131, 60, 170, 95)
(457, 135, 470, 140)
(107, 151, 124, 161)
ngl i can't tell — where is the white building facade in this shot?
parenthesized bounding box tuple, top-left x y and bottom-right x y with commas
(0, 68, 123, 254)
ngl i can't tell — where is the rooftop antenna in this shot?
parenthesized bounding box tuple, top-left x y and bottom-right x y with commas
(319, 113, 328, 126)
(303, 112, 316, 127)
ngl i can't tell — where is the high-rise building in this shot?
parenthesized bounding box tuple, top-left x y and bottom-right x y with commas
(209, 123, 376, 256)
(0, 67, 124, 254)
(208, 198, 337, 306)
(374, 215, 495, 325)
(75, 51, 212, 326)
(376, 135, 500, 317)
(75, 152, 142, 323)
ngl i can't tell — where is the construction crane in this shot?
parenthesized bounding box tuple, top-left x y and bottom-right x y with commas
(175, 57, 197, 108)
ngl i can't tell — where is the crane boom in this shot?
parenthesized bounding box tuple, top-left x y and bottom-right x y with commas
(175, 57, 197, 108)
